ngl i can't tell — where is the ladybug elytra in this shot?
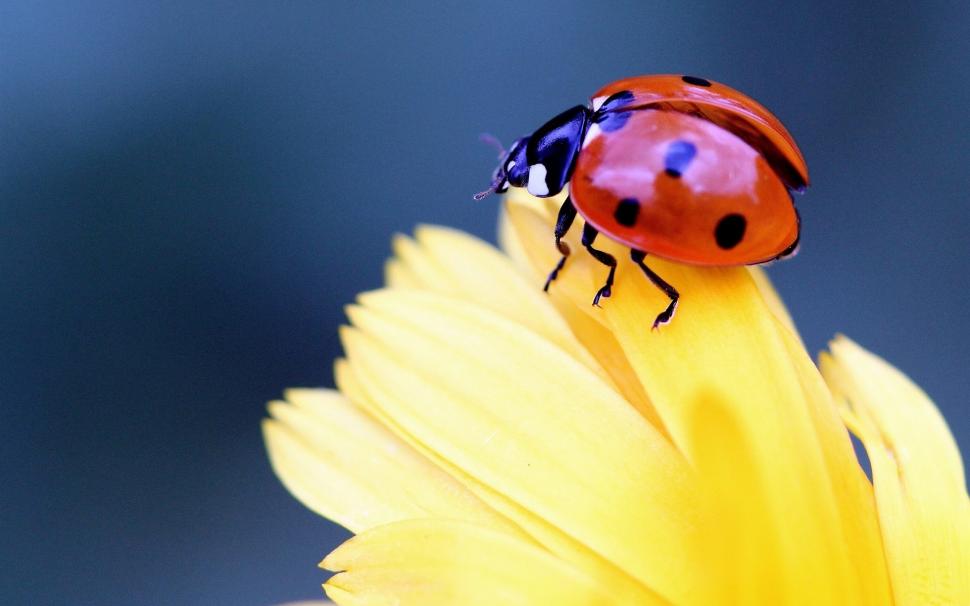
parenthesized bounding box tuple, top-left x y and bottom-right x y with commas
(479, 74, 808, 328)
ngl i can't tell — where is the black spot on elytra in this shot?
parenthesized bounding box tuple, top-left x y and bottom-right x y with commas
(682, 75, 712, 87)
(613, 198, 640, 227)
(664, 140, 697, 178)
(715, 213, 747, 249)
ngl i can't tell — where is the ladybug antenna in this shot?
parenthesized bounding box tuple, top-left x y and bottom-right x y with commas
(473, 133, 509, 200)
(473, 165, 509, 201)
(479, 133, 506, 159)
(473, 171, 505, 201)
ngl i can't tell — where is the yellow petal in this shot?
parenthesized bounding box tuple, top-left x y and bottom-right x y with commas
(821, 336, 970, 605)
(501, 192, 608, 330)
(263, 389, 514, 535)
(748, 265, 802, 345)
(322, 519, 620, 606)
(383, 224, 642, 427)
(775, 321, 893, 603)
(605, 268, 880, 605)
(335, 358, 661, 604)
(342, 288, 697, 603)
(499, 193, 668, 432)
(389, 226, 602, 377)
(501, 191, 882, 603)
(383, 257, 422, 289)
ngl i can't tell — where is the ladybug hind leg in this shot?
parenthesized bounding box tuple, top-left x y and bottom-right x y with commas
(580, 223, 617, 307)
(543, 196, 577, 292)
(630, 250, 680, 329)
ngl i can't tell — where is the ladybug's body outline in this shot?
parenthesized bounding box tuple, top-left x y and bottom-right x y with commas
(482, 74, 807, 328)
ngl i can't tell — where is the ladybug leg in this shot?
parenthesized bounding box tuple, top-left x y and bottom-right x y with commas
(630, 250, 680, 329)
(581, 223, 617, 307)
(543, 196, 577, 292)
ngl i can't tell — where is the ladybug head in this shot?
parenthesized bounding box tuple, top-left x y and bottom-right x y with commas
(474, 136, 530, 201)
(475, 105, 590, 201)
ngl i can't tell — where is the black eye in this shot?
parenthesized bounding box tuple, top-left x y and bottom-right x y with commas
(682, 75, 712, 87)
(715, 213, 746, 249)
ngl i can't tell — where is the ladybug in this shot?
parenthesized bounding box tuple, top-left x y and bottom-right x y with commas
(477, 74, 808, 328)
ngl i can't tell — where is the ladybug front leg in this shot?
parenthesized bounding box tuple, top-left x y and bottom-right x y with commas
(630, 250, 680, 329)
(580, 223, 617, 307)
(543, 196, 577, 292)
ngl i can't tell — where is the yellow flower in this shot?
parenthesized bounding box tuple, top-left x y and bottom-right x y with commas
(263, 189, 970, 605)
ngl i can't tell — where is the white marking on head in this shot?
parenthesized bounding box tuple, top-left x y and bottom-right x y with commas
(591, 95, 608, 112)
(582, 122, 602, 148)
(526, 164, 549, 196)
(506, 160, 516, 172)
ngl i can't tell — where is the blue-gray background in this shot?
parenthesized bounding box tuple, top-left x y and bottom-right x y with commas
(2, 2, 967, 604)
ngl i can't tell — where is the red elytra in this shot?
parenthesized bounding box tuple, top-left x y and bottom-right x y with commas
(572, 106, 799, 266)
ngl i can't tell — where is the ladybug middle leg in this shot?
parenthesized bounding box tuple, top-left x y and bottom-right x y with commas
(631, 249, 680, 329)
(543, 196, 577, 292)
(581, 223, 617, 307)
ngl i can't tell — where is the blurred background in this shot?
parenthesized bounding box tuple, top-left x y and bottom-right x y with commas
(2, 1, 968, 604)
